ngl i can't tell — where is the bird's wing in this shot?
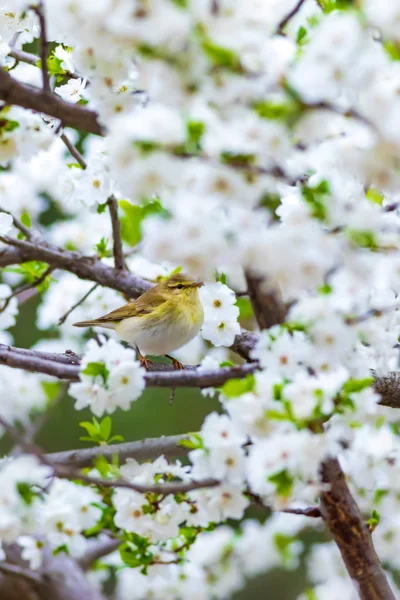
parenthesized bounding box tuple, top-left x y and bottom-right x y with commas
(87, 290, 167, 324)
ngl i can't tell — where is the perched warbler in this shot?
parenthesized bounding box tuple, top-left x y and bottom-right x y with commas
(73, 273, 204, 369)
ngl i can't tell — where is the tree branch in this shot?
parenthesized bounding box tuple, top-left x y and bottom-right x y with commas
(244, 271, 287, 330)
(78, 537, 121, 571)
(320, 459, 396, 600)
(47, 433, 190, 467)
(59, 132, 87, 169)
(55, 467, 219, 495)
(0, 68, 102, 135)
(107, 196, 125, 271)
(31, 2, 50, 93)
(0, 562, 42, 586)
(276, 0, 307, 35)
(0, 342, 258, 386)
(58, 283, 98, 325)
(0, 235, 151, 298)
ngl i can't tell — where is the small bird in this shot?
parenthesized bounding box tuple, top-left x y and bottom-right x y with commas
(73, 273, 204, 369)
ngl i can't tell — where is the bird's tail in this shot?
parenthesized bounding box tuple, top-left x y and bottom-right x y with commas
(73, 320, 116, 330)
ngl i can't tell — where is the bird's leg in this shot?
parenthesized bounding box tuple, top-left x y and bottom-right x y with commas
(136, 347, 153, 370)
(165, 354, 185, 370)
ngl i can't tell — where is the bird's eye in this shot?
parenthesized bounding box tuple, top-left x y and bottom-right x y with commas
(176, 284, 183, 289)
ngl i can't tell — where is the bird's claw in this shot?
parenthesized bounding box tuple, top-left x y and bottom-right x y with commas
(165, 355, 185, 370)
(171, 358, 185, 370)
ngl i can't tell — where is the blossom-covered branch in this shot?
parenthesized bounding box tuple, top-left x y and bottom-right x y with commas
(0, 68, 102, 134)
(0, 342, 258, 386)
(320, 459, 396, 600)
(47, 433, 191, 467)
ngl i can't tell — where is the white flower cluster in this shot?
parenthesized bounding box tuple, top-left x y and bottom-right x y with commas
(69, 338, 146, 417)
(200, 282, 240, 347)
(117, 514, 305, 600)
(0, 454, 103, 570)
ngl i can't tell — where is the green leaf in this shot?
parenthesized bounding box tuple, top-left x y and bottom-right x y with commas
(47, 54, 65, 76)
(100, 416, 112, 441)
(236, 297, 253, 319)
(97, 202, 108, 214)
(301, 180, 330, 221)
(108, 435, 125, 443)
(215, 271, 227, 285)
(186, 120, 205, 152)
(222, 374, 255, 398)
(119, 198, 169, 246)
(342, 377, 374, 394)
(120, 537, 154, 573)
(258, 193, 281, 220)
(273, 532, 295, 564)
(53, 544, 70, 556)
(0, 115, 19, 134)
(304, 589, 318, 600)
(253, 99, 301, 124)
(178, 433, 204, 450)
(347, 229, 378, 250)
(366, 187, 384, 206)
(94, 237, 111, 259)
(384, 40, 400, 61)
(268, 469, 294, 498)
(201, 38, 242, 72)
(20, 211, 31, 228)
(373, 489, 388, 505)
(296, 26, 308, 45)
(41, 381, 61, 402)
(17, 482, 37, 505)
(318, 284, 332, 295)
(81, 361, 109, 383)
(93, 455, 111, 477)
(367, 509, 380, 531)
(220, 152, 255, 167)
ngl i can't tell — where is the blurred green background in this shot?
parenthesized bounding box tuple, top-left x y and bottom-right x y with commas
(4, 292, 312, 600)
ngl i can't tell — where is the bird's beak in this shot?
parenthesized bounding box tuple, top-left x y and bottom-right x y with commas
(191, 281, 204, 288)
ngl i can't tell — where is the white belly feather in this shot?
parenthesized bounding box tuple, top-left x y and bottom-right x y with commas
(115, 313, 202, 356)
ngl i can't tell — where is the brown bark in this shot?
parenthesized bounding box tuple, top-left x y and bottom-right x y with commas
(320, 459, 396, 600)
(0, 68, 103, 135)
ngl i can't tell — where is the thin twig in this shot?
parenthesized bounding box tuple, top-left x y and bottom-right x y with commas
(0, 207, 34, 239)
(60, 132, 87, 169)
(55, 467, 219, 495)
(79, 537, 121, 570)
(282, 506, 321, 518)
(0, 414, 219, 495)
(0, 266, 53, 315)
(276, 0, 307, 35)
(0, 562, 43, 585)
(58, 283, 98, 325)
(107, 196, 125, 271)
(31, 1, 50, 93)
(47, 433, 191, 467)
(8, 46, 80, 79)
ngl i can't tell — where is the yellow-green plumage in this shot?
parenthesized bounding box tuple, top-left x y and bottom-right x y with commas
(73, 273, 204, 356)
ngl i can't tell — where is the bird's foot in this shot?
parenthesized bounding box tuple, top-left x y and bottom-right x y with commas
(136, 349, 153, 370)
(165, 355, 185, 370)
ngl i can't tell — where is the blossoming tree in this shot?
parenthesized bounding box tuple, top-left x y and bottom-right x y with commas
(1, 1, 400, 599)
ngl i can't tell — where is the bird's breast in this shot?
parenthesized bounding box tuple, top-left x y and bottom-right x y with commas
(115, 298, 204, 356)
